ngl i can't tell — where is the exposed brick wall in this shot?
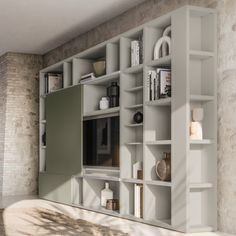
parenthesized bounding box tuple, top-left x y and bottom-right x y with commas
(0, 53, 43, 196)
(0, 54, 7, 194)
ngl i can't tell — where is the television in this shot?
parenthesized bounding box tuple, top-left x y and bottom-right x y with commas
(83, 116, 119, 167)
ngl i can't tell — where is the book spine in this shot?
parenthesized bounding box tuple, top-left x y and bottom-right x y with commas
(147, 72, 151, 101)
(155, 71, 160, 100)
(151, 71, 156, 101)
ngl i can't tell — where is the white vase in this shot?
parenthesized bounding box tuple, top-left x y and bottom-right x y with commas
(99, 97, 109, 110)
(101, 182, 113, 207)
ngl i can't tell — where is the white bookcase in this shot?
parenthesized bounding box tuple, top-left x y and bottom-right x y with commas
(39, 5, 217, 233)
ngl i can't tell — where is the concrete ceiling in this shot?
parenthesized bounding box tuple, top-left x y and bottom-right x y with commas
(0, 0, 145, 56)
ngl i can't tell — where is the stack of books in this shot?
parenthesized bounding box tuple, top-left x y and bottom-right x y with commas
(147, 68, 171, 101)
(134, 184, 143, 218)
(80, 73, 96, 84)
(45, 72, 63, 94)
(131, 40, 143, 67)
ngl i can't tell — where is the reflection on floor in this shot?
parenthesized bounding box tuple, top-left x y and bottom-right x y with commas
(0, 196, 233, 236)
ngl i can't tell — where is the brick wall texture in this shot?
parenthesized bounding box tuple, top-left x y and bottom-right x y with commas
(0, 0, 236, 234)
(0, 53, 43, 196)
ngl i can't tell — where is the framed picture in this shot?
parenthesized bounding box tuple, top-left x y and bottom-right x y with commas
(97, 118, 111, 154)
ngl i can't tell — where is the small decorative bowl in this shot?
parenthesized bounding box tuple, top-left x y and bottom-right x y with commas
(93, 61, 106, 77)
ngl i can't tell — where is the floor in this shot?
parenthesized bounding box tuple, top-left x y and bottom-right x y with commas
(0, 195, 234, 236)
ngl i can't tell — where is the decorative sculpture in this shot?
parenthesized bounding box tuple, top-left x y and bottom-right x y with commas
(190, 108, 204, 140)
(153, 26, 171, 60)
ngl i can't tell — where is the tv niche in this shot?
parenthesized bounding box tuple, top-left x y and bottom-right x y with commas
(83, 116, 120, 167)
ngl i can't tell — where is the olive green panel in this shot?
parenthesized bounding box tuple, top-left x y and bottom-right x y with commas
(45, 85, 82, 175)
(39, 173, 71, 205)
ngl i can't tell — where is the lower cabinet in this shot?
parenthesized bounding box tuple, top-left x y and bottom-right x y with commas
(39, 173, 71, 205)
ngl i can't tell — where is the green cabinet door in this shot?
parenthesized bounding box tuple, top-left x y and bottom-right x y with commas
(39, 173, 71, 204)
(45, 85, 82, 175)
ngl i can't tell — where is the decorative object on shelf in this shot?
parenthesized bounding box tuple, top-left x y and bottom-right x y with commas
(101, 182, 113, 207)
(133, 161, 143, 179)
(147, 68, 171, 101)
(80, 72, 96, 83)
(106, 199, 119, 211)
(156, 152, 171, 181)
(159, 69, 171, 98)
(45, 72, 63, 93)
(107, 82, 119, 107)
(42, 132, 46, 146)
(99, 97, 109, 110)
(134, 184, 143, 218)
(190, 108, 203, 140)
(133, 111, 143, 124)
(93, 60, 106, 77)
(137, 170, 143, 180)
(131, 39, 143, 67)
(153, 26, 171, 60)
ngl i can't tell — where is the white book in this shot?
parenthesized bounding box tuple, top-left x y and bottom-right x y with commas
(131, 40, 140, 67)
(147, 71, 151, 101)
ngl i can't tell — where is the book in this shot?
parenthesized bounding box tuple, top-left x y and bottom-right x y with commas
(80, 73, 96, 83)
(45, 73, 63, 93)
(134, 184, 143, 218)
(131, 40, 142, 67)
(159, 69, 171, 98)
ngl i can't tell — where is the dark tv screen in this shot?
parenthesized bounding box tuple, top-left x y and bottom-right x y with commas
(83, 116, 119, 167)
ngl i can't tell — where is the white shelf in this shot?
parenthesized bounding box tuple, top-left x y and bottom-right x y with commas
(80, 71, 120, 85)
(125, 104, 143, 109)
(125, 142, 143, 145)
(146, 140, 171, 145)
(125, 123, 143, 127)
(189, 225, 214, 233)
(41, 146, 46, 149)
(190, 95, 214, 102)
(83, 174, 120, 182)
(125, 86, 143, 93)
(146, 98, 171, 106)
(147, 55, 171, 67)
(41, 120, 46, 124)
(189, 50, 214, 60)
(189, 183, 213, 190)
(145, 180, 172, 187)
(83, 106, 120, 118)
(190, 139, 213, 145)
(123, 64, 143, 74)
(122, 178, 143, 184)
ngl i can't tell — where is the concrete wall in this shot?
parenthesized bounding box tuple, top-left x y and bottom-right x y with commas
(0, 53, 43, 196)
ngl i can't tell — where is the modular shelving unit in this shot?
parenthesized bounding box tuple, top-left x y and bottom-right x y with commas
(39, 5, 217, 232)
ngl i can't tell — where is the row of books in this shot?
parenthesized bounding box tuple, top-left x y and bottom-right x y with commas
(131, 40, 143, 67)
(147, 68, 171, 101)
(44, 73, 63, 94)
(134, 184, 143, 218)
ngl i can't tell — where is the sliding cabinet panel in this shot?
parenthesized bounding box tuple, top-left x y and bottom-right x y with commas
(46, 85, 82, 175)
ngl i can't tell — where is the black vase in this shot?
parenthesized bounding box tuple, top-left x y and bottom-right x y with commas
(133, 111, 143, 124)
(107, 82, 119, 107)
(42, 132, 46, 146)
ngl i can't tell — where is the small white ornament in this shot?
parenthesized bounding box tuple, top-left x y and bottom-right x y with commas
(162, 26, 171, 57)
(99, 97, 109, 110)
(190, 108, 204, 140)
(133, 161, 143, 179)
(154, 36, 171, 60)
